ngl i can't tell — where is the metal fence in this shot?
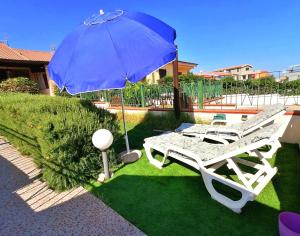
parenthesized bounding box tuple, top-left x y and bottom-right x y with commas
(81, 81, 223, 108)
(81, 79, 300, 109)
(81, 84, 174, 108)
(209, 80, 300, 109)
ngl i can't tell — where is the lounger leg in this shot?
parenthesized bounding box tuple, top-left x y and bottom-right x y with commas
(247, 140, 281, 159)
(258, 140, 281, 159)
(143, 144, 166, 169)
(200, 170, 255, 213)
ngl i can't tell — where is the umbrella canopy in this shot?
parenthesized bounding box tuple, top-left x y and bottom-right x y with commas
(48, 10, 177, 94)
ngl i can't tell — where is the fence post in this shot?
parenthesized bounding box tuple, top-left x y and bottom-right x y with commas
(208, 80, 212, 99)
(219, 80, 223, 97)
(140, 85, 145, 107)
(197, 80, 204, 109)
(104, 90, 108, 102)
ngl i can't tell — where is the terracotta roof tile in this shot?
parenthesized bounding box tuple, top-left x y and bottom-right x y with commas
(178, 60, 198, 66)
(0, 43, 26, 61)
(0, 42, 52, 63)
(15, 48, 52, 62)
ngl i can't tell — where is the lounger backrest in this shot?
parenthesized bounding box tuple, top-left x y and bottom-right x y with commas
(175, 123, 212, 133)
(226, 123, 282, 153)
(145, 122, 283, 164)
(232, 104, 286, 132)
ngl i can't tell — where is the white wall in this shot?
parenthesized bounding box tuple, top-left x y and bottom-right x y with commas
(103, 107, 300, 145)
(187, 111, 300, 144)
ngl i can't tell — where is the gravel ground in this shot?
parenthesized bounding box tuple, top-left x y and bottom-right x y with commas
(0, 138, 145, 236)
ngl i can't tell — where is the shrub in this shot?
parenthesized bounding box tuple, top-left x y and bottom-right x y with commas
(179, 73, 204, 83)
(0, 77, 39, 93)
(0, 93, 119, 191)
(158, 73, 204, 85)
(158, 75, 173, 85)
(221, 76, 235, 84)
(53, 84, 73, 97)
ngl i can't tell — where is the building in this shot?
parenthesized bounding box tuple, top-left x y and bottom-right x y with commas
(145, 60, 198, 84)
(196, 71, 232, 80)
(214, 64, 254, 80)
(251, 70, 271, 79)
(281, 65, 300, 81)
(0, 42, 197, 91)
(213, 64, 271, 80)
(0, 42, 54, 95)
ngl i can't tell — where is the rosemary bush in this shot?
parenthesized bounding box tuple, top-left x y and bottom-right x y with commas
(0, 93, 119, 191)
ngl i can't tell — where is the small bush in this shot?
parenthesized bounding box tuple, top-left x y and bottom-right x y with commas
(158, 75, 173, 85)
(0, 77, 39, 93)
(0, 93, 120, 191)
(53, 84, 73, 97)
(158, 73, 205, 85)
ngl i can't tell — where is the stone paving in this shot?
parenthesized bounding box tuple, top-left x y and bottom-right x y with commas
(0, 138, 145, 236)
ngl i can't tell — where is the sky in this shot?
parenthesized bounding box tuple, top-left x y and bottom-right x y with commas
(1, 0, 299, 72)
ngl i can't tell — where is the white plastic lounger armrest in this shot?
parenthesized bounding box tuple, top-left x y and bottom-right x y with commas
(202, 134, 230, 144)
(205, 127, 242, 139)
(211, 119, 228, 125)
(211, 119, 241, 126)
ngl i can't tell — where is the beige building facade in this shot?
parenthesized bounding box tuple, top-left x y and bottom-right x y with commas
(214, 64, 254, 80)
(214, 64, 271, 80)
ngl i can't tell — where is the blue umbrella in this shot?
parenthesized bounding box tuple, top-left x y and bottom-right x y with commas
(48, 9, 177, 155)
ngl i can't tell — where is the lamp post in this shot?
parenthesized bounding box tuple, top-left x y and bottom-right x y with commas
(92, 129, 114, 181)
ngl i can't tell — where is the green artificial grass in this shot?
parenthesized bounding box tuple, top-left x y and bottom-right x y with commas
(87, 121, 300, 236)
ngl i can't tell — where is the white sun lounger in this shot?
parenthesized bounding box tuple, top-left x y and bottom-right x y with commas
(175, 104, 286, 141)
(143, 123, 283, 213)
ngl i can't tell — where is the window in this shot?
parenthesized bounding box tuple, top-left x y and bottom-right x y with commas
(8, 69, 30, 78)
(0, 70, 7, 82)
(245, 67, 249, 71)
(0, 69, 29, 81)
(158, 69, 167, 78)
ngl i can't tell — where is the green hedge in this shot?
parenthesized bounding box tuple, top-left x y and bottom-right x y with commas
(0, 93, 119, 191)
(0, 77, 39, 93)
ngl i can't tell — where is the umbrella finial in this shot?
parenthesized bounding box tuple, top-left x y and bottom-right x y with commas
(99, 9, 105, 15)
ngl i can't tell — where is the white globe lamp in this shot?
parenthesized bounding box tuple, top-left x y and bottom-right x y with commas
(92, 129, 114, 181)
(92, 129, 113, 151)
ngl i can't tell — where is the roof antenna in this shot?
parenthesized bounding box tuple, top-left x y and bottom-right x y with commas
(99, 9, 105, 15)
(1, 33, 9, 45)
(50, 44, 56, 53)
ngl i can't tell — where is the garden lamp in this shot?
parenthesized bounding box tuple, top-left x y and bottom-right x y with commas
(92, 129, 113, 180)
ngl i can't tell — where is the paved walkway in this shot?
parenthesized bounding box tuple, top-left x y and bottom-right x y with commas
(0, 138, 144, 236)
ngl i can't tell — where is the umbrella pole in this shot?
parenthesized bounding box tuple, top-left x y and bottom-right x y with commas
(120, 89, 130, 153)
